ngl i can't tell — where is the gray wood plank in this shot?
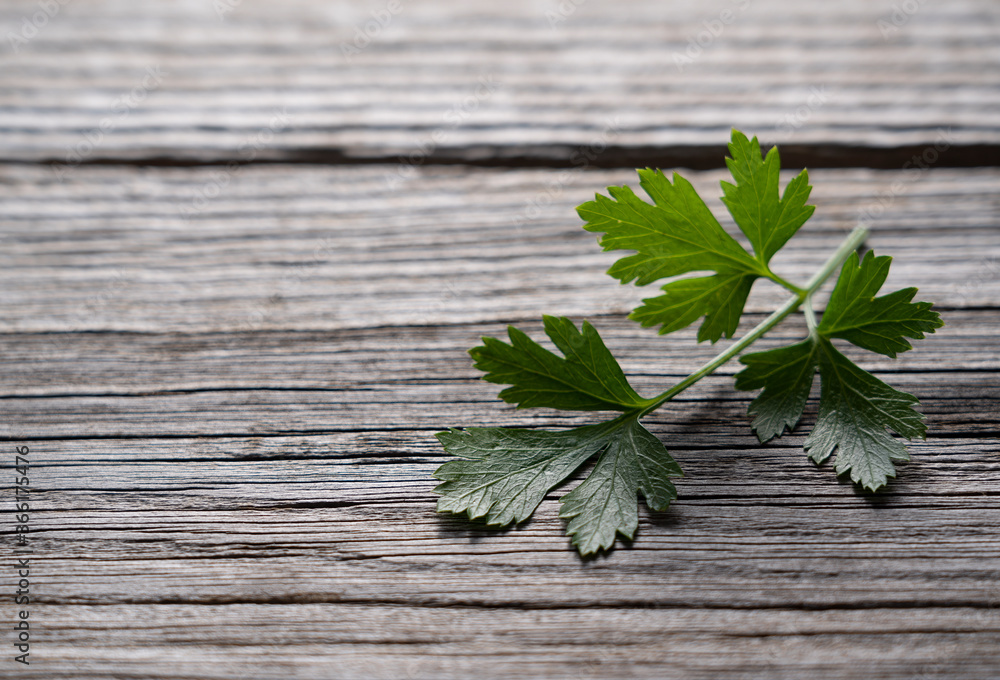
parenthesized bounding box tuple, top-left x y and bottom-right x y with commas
(1, 311, 996, 396)
(2, 160, 998, 677)
(9, 429, 1000, 678)
(1, 0, 999, 163)
(3, 314, 997, 678)
(1, 297, 995, 440)
(2, 165, 998, 333)
(22, 506, 1000, 609)
(18, 605, 1000, 679)
(17, 432, 1000, 507)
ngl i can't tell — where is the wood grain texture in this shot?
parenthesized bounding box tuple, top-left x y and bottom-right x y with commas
(1, 0, 999, 164)
(3, 2, 1000, 673)
(22, 604, 1000, 680)
(2, 162, 999, 677)
(2, 165, 998, 333)
(0, 323, 996, 440)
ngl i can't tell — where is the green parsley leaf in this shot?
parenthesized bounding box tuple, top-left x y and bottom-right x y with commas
(805, 339, 925, 490)
(628, 271, 757, 340)
(735, 250, 942, 491)
(818, 251, 944, 358)
(434, 415, 682, 554)
(736, 336, 925, 491)
(733, 339, 818, 443)
(721, 131, 815, 264)
(436, 130, 944, 554)
(577, 129, 814, 343)
(559, 416, 682, 555)
(433, 423, 617, 526)
(577, 165, 762, 343)
(469, 315, 652, 411)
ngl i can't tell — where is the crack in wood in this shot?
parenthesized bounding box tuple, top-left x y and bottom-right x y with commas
(12, 142, 1000, 170)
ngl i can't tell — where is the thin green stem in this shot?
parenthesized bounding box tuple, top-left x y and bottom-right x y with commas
(637, 293, 802, 417)
(803, 292, 820, 339)
(638, 226, 868, 417)
(802, 226, 869, 291)
(763, 271, 806, 297)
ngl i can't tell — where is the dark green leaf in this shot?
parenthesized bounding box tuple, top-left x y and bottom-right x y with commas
(435, 416, 682, 555)
(559, 417, 682, 555)
(469, 316, 651, 411)
(736, 250, 939, 490)
(738, 336, 926, 491)
(818, 250, 944, 358)
(805, 339, 927, 491)
(577, 169, 760, 285)
(735, 339, 818, 443)
(433, 423, 617, 526)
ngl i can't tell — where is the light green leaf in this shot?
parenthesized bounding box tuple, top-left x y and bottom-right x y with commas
(721, 130, 815, 263)
(577, 164, 766, 341)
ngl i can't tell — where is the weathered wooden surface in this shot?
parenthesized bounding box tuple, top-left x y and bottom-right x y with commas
(3, 165, 1000, 678)
(1, 0, 1000, 165)
(3, 0, 1000, 678)
(2, 166, 998, 333)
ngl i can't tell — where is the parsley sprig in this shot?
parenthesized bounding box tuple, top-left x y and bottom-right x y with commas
(434, 130, 943, 555)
